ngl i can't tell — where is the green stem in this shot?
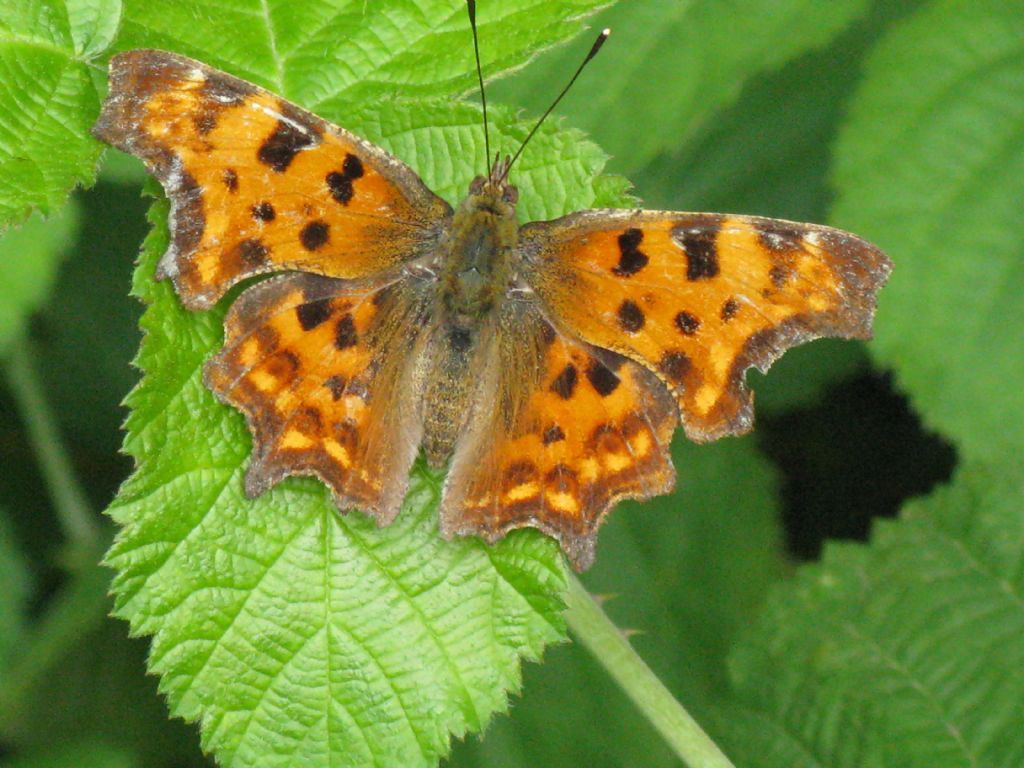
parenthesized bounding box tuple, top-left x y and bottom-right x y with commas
(0, 558, 111, 732)
(1, 339, 112, 730)
(564, 571, 736, 768)
(5, 340, 100, 554)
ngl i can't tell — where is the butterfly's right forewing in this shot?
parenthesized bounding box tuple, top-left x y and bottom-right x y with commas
(519, 210, 891, 442)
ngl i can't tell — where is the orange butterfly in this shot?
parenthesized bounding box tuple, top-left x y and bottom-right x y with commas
(93, 13, 890, 570)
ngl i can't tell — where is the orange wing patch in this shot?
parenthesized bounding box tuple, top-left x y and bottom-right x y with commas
(520, 211, 892, 441)
(204, 272, 431, 523)
(441, 305, 678, 570)
(93, 49, 451, 309)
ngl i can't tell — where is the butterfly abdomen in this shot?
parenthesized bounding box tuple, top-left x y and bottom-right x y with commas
(420, 323, 480, 467)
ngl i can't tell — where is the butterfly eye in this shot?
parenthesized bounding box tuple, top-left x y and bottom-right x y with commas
(469, 175, 486, 195)
(502, 185, 518, 205)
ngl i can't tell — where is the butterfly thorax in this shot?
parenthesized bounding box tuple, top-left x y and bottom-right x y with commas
(421, 176, 520, 466)
(440, 176, 519, 321)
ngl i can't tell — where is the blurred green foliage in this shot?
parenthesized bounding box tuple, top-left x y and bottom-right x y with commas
(1, 0, 1020, 766)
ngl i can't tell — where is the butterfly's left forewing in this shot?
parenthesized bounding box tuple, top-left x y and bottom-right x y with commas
(93, 49, 451, 309)
(519, 210, 892, 441)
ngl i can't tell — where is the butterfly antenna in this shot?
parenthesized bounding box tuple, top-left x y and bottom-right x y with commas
(502, 27, 610, 181)
(467, 0, 491, 171)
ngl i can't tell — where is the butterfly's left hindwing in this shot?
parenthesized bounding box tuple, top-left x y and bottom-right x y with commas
(204, 272, 432, 523)
(519, 211, 892, 441)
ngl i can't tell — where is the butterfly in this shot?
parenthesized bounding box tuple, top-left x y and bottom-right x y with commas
(92, 27, 890, 571)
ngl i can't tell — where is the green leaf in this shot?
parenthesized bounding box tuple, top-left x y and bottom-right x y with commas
(631, 0, 926, 219)
(492, 0, 871, 174)
(102, 2, 623, 765)
(65, 0, 122, 59)
(832, 0, 1024, 461)
(585, 437, 786, 702)
(0, 202, 81, 356)
(714, 461, 1024, 767)
(0, 509, 31, 674)
(114, 0, 608, 104)
(97, 148, 147, 186)
(452, 436, 785, 768)
(0, 0, 116, 230)
(748, 340, 868, 416)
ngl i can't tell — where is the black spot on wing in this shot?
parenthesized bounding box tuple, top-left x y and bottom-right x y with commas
(721, 297, 740, 321)
(612, 228, 648, 276)
(542, 425, 566, 445)
(674, 311, 700, 335)
(659, 350, 690, 384)
(334, 314, 358, 350)
(586, 359, 620, 397)
(326, 172, 353, 205)
(550, 363, 578, 399)
(194, 111, 217, 136)
(300, 220, 330, 251)
(343, 153, 364, 179)
(222, 168, 238, 191)
(617, 299, 645, 333)
(673, 220, 721, 281)
(296, 299, 332, 331)
(326, 153, 366, 205)
(252, 201, 275, 221)
(258, 120, 317, 172)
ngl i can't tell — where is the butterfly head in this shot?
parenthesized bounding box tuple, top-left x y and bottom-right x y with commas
(465, 155, 519, 216)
